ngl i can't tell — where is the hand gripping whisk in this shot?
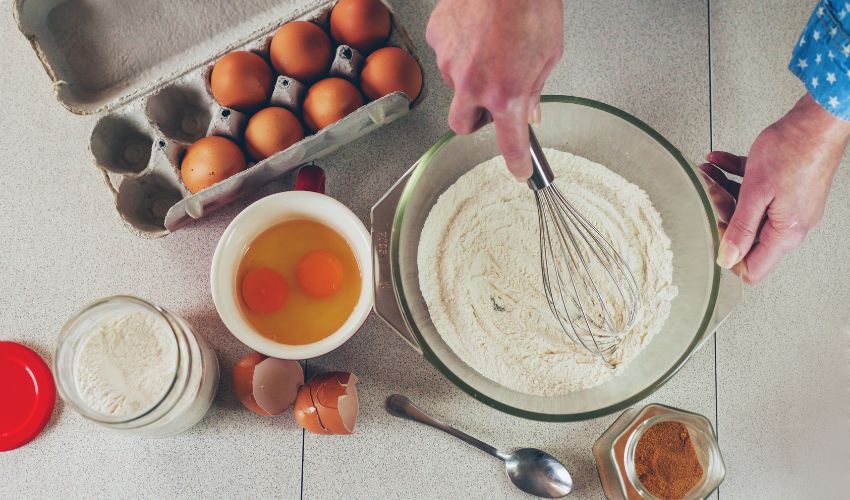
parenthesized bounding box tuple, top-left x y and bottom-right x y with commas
(527, 126, 640, 367)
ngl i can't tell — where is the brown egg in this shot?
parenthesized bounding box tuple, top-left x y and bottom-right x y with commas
(232, 352, 304, 417)
(270, 21, 333, 83)
(360, 46, 422, 102)
(293, 372, 359, 435)
(302, 78, 364, 132)
(244, 107, 305, 161)
(330, 0, 391, 53)
(181, 136, 246, 193)
(210, 51, 273, 112)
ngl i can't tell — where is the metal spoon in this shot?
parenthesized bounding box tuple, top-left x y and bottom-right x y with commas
(385, 394, 573, 498)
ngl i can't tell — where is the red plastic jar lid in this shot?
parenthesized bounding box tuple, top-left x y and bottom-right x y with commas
(0, 341, 56, 451)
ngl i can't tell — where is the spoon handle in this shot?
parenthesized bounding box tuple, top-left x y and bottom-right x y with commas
(386, 394, 507, 461)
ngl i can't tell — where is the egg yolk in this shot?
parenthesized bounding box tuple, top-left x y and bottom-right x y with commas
(296, 250, 345, 298)
(242, 267, 289, 314)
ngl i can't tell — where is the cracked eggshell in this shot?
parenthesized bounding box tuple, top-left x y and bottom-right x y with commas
(232, 352, 269, 415)
(294, 382, 333, 434)
(294, 372, 359, 435)
(232, 352, 304, 416)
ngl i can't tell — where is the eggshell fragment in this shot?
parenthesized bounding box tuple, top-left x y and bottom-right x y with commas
(232, 352, 304, 416)
(252, 357, 304, 416)
(293, 371, 359, 435)
(294, 383, 332, 434)
(314, 372, 359, 434)
(232, 352, 271, 416)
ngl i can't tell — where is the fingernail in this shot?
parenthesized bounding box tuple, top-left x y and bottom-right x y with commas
(716, 239, 740, 269)
(530, 103, 541, 125)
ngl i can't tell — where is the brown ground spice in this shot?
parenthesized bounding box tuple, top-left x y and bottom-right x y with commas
(634, 421, 703, 499)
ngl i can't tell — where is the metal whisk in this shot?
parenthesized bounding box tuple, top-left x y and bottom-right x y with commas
(527, 127, 640, 367)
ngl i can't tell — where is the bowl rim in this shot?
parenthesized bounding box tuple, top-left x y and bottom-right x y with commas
(211, 190, 374, 359)
(390, 95, 721, 421)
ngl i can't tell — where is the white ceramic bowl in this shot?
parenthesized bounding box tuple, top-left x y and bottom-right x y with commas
(211, 191, 373, 359)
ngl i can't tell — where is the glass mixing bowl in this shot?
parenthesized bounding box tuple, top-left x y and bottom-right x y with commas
(372, 96, 740, 421)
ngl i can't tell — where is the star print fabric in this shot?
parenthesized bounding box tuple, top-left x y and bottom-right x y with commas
(791, 1, 850, 119)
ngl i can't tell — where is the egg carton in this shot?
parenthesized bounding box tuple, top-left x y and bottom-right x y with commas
(13, 0, 426, 237)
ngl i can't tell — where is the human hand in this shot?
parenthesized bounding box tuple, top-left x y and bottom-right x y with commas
(701, 94, 850, 284)
(426, 0, 564, 180)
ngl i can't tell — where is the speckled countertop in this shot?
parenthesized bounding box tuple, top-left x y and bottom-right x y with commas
(1, 1, 848, 498)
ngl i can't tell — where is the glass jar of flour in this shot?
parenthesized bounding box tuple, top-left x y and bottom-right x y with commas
(54, 296, 219, 437)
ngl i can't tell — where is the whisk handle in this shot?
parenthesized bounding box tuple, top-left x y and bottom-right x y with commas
(527, 125, 555, 191)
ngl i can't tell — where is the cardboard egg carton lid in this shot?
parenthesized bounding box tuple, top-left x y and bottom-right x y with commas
(13, 0, 426, 237)
(14, 0, 333, 114)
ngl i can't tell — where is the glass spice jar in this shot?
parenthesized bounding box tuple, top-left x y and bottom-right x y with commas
(54, 296, 220, 438)
(593, 403, 725, 499)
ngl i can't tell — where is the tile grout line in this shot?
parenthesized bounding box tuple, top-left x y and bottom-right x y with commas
(706, 0, 721, 498)
(300, 428, 305, 500)
(300, 360, 307, 500)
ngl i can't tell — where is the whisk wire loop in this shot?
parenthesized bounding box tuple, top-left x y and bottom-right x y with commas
(527, 126, 641, 367)
(553, 187, 640, 329)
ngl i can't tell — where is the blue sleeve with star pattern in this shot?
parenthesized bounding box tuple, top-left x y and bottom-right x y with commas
(790, 1, 850, 119)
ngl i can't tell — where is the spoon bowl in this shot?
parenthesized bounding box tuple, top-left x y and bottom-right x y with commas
(504, 447, 573, 497)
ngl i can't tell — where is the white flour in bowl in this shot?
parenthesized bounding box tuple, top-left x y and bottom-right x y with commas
(74, 311, 178, 418)
(418, 149, 677, 396)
